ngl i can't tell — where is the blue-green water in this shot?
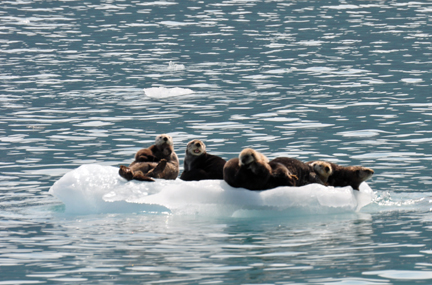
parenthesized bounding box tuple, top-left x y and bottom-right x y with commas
(2, 0, 432, 283)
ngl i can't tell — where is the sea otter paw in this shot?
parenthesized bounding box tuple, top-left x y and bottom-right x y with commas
(147, 159, 167, 178)
(133, 171, 155, 182)
(119, 165, 134, 181)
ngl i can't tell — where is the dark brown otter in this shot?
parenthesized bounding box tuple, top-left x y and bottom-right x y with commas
(270, 157, 325, 186)
(180, 139, 226, 181)
(223, 148, 297, 191)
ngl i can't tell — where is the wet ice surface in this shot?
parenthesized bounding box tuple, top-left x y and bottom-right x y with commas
(1, 0, 432, 284)
(49, 164, 374, 215)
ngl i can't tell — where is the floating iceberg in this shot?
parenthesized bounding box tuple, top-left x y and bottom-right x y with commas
(49, 164, 374, 217)
(143, 87, 194, 98)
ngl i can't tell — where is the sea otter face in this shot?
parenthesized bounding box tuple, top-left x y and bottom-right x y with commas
(357, 167, 374, 182)
(239, 148, 268, 167)
(187, 139, 206, 156)
(155, 134, 174, 156)
(155, 134, 173, 146)
(239, 148, 256, 166)
(311, 161, 333, 177)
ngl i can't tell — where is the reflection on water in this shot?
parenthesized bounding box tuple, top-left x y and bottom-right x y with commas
(1, 0, 432, 283)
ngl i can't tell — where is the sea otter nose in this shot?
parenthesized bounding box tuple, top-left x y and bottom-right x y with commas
(195, 142, 201, 147)
(241, 156, 249, 164)
(163, 137, 168, 141)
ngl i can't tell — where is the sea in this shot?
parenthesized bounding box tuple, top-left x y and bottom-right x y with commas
(1, 0, 432, 284)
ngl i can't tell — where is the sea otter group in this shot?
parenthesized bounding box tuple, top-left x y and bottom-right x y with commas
(118, 134, 374, 191)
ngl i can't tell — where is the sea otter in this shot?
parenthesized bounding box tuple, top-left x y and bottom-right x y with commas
(308, 161, 374, 190)
(307, 160, 333, 185)
(118, 134, 179, 182)
(270, 157, 325, 186)
(223, 148, 297, 191)
(180, 139, 226, 181)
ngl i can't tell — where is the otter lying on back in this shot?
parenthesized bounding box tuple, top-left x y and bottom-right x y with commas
(180, 139, 226, 181)
(307, 160, 374, 190)
(223, 148, 297, 191)
(119, 134, 179, 182)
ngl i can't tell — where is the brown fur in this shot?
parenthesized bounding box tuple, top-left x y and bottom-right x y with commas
(268, 161, 299, 189)
(223, 149, 297, 191)
(180, 139, 226, 181)
(119, 134, 179, 182)
(270, 157, 325, 186)
(308, 161, 374, 190)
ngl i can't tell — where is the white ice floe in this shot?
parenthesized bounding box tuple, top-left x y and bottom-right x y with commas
(401, 78, 423, 84)
(143, 87, 194, 98)
(49, 164, 374, 217)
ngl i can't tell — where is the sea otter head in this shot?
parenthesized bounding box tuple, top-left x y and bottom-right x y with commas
(310, 161, 333, 181)
(356, 166, 374, 182)
(155, 134, 174, 156)
(344, 166, 375, 190)
(239, 148, 268, 167)
(186, 139, 206, 156)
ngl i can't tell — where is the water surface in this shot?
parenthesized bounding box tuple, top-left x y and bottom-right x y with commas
(1, 0, 432, 284)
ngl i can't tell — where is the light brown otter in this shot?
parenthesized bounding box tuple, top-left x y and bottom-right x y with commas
(119, 134, 179, 182)
(180, 139, 226, 181)
(308, 160, 374, 190)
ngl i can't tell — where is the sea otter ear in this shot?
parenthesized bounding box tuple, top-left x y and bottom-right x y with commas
(355, 169, 361, 177)
(325, 166, 330, 172)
